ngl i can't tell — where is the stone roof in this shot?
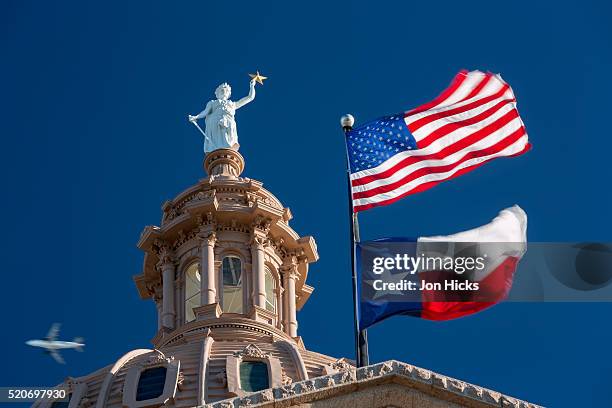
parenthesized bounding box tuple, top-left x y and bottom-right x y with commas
(202, 360, 542, 408)
(32, 322, 342, 407)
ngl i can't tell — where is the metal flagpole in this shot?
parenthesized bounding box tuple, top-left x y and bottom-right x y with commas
(340, 114, 369, 368)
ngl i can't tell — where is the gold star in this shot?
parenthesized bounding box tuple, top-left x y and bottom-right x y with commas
(249, 71, 268, 85)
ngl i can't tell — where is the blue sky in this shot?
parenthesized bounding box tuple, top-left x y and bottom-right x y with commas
(1, 1, 611, 406)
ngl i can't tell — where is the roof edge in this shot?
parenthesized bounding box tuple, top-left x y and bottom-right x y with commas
(200, 360, 540, 408)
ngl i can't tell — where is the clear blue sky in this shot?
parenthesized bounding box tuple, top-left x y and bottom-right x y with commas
(1, 1, 611, 406)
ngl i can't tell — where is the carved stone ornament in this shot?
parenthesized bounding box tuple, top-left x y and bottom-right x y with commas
(329, 358, 355, 373)
(252, 215, 272, 234)
(261, 389, 274, 402)
(192, 190, 214, 203)
(251, 234, 267, 248)
(380, 361, 393, 375)
(147, 283, 163, 302)
(166, 206, 181, 222)
(281, 370, 293, 386)
(173, 227, 199, 250)
(238, 398, 252, 407)
(246, 192, 258, 207)
(233, 343, 270, 359)
(139, 350, 175, 368)
(63, 376, 77, 393)
(197, 229, 217, 245)
(280, 259, 300, 281)
(153, 239, 175, 267)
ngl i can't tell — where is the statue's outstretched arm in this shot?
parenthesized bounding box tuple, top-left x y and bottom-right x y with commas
(235, 79, 256, 109)
(193, 101, 213, 120)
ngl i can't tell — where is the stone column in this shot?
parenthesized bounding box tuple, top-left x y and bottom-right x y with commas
(155, 241, 176, 330)
(198, 230, 217, 305)
(251, 235, 267, 309)
(276, 286, 284, 330)
(160, 261, 176, 329)
(282, 257, 300, 337)
(151, 286, 163, 330)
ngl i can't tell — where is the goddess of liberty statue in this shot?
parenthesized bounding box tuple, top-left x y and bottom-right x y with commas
(189, 73, 266, 153)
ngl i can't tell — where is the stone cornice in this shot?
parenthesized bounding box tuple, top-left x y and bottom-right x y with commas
(200, 360, 541, 408)
(160, 177, 285, 227)
(152, 315, 296, 349)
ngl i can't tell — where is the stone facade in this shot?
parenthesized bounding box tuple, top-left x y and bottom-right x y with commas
(33, 149, 539, 408)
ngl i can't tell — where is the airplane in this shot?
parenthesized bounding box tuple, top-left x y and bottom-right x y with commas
(26, 323, 84, 364)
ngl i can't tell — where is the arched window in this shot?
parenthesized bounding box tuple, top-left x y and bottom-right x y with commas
(222, 256, 243, 313)
(184, 262, 201, 323)
(264, 268, 276, 313)
(136, 366, 167, 401)
(239, 361, 269, 392)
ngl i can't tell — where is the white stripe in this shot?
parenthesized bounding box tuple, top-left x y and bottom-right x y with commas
(410, 90, 515, 142)
(417, 205, 527, 281)
(351, 100, 519, 182)
(353, 134, 529, 207)
(405, 75, 507, 127)
(352, 117, 524, 194)
(430, 71, 487, 110)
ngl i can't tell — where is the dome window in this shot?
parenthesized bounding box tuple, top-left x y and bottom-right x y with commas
(222, 256, 243, 313)
(184, 262, 201, 322)
(122, 355, 180, 407)
(264, 268, 276, 313)
(239, 361, 269, 392)
(136, 366, 168, 401)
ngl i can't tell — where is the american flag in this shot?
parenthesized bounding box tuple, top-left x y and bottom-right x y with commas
(346, 70, 530, 212)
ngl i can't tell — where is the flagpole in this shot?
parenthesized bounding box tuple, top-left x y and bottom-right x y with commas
(340, 114, 369, 368)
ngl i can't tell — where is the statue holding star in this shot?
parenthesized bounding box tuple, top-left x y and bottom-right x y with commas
(189, 72, 267, 153)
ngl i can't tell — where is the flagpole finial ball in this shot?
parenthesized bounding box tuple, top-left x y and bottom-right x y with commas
(340, 114, 355, 130)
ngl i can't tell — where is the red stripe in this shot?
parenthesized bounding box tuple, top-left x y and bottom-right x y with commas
(353, 124, 524, 200)
(406, 84, 511, 133)
(420, 257, 519, 321)
(417, 98, 516, 149)
(352, 107, 520, 189)
(404, 70, 469, 117)
(352, 142, 530, 212)
(462, 72, 493, 101)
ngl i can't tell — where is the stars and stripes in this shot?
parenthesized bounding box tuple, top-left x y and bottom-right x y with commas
(346, 70, 531, 212)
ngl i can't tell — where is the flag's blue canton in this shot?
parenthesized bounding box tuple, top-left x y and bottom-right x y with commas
(346, 115, 417, 172)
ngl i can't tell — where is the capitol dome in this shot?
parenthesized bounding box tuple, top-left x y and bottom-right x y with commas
(34, 148, 350, 408)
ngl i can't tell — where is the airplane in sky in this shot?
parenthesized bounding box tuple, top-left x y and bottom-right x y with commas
(26, 323, 84, 364)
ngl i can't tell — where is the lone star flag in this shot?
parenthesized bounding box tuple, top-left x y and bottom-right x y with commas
(346, 70, 530, 212)
(357, 205, 527, 328)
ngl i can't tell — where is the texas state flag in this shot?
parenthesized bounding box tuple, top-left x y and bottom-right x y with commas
(357, 205, 527, 328)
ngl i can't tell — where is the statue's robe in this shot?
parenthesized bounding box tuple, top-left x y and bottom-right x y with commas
(204, 99, 238, 153)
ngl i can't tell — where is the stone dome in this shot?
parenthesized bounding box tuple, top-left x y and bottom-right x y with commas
(34, 149, 350, 408)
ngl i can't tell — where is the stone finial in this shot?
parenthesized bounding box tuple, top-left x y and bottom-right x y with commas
(204, 148, 245, 178)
